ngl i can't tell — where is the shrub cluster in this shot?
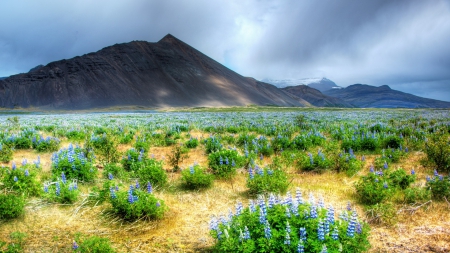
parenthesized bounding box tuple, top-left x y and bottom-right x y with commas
(51, 144, 97, 182)
(208, 149, 245, 178)
(181, 164, 214, 190)
(210, 190, 370, 252)
(246, 165, 289, 195)
(298, 150, 332, 173)
(32, 135, 60, 152)
(43, 173, 80, 204)
(1, 161, 41, 196)
(0, 143, 14, 162)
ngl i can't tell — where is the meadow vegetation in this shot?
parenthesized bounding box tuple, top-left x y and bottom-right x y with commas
(0, 109, 449, 252)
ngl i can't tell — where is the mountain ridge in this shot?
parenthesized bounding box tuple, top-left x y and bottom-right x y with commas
(0, 34, 306, 109)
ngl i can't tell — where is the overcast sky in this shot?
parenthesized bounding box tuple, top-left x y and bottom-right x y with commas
(1, 0, 449, 101)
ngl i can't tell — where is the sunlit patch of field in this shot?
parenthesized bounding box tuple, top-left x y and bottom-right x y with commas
(1, 144, 449, 252)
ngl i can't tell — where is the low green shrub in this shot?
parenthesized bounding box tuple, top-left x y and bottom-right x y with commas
(89, 134, 120, 164)
(51, 144, 97, 182)
(426, 172, 450, 200)
(210, 190, 370, 252)
(66, 129, 86, 141)
(132, 158, 168, 187)
(0, 231, 27, 253)
(184, 137, 199, 149)
(181, 164, 214, 190)
(425, 132, 450, 172)
(291, 135, 312, 150)
(271, 135, 291, 152)
(109, 182, 167, 221)
(0, 143, 14, 163)
(298, 150, 333, 173)
(73, 234, 116, 253)
(204, 136, 223, 154)
(334, 150, 364, 176)
(32, 136, 60, 152)
(403, 187, 431, 204)
(43, 174, 79, 204)
(134, 136, 150, 153)
(364, 203, 397, 226)
(246, 165, 289, 195)
(382, 135, 403, 149)
(168, 145, 188, 172)
(208, 149, 245, 179)
(0, 193, 25, 220)
(1, 161, 41, 196)
(121, 148, 144, 171)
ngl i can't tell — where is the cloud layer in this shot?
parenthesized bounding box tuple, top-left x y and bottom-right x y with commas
(1, 0, 449, 101)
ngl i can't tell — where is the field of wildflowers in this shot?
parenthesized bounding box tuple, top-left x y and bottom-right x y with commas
(0, 108, 449, 252)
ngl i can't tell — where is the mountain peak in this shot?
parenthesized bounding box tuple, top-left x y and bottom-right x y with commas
(158, 33, 182, 44)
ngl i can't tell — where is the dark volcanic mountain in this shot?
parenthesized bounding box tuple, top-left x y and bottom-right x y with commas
(281, 85, 354, 107)
(307, 78, 341, 92)
(324, 84, 450, 108)
(0, 34, 306, 109)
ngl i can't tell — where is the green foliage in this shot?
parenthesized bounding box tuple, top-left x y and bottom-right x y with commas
(425, 132, 450, 172)
(32, 136, 60, 152)
(0, 231, 27, 253)
(184, 137, 199, 149)
(271, 135, 291, 152)
(66, 130, 86, 141)
(426, 173, 450, 200)
(134, 136, 150, 153)
(246, 166, 289, 195)
(51, 145, 97, 182)
(73, 234, 116, 253)
(11, 136, 32, 149)
(102, 163, 127, 180)
(0, 143, 14, 163)
(382, 135, 403, 149)
(364, 203, 397, 226)
(0, 193, 25, 220)
(210, 192, 371, 253)
(204, 136, 223, 154)
(109, 184, 167, 221)
(168, 145, 188, 172)
(181, 164, 214, 190)
(333, 151, 364, 176)
(44, 178, 80, 204)
(354, 172, 393, 205)
(354, 168, 415, 205)
(403, 187, 431, 204)
(1, 162, 41, 196)
(89, 134, 120, 164)
(121, 148, 143, 171)
(298, 150, 333, 173)
(290, 135, 312, 150)
(132, 158, 168, 187)
(208, 149, 244, 179)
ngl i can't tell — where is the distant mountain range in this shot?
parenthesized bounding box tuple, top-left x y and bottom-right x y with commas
(262, 77, 341, 92)
(0, 34, 449, 109)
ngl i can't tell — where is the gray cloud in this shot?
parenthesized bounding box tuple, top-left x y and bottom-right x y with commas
(1, 0, 449, 101)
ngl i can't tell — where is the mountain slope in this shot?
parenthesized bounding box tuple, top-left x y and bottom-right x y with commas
(0, 34, 306, 109)
(281, 85, 354, 107)
(262, 77, 341, 92)
(324, 84, 450, 108)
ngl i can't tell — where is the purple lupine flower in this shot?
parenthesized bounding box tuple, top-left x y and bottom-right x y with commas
(72, 241, 79, 250)
(369, 165, 374, 173)
(383, 182, 388, 189)
(44, 183, 49, 193)
(61, 172, 67, 184)
(12, 162, 16, 170)
(108, 173, 113, 180)
(327, 205, 335, 224)
(13, 176, 18, 182)
(320, 245, 328, 253)
(347, 201, 352, 211)
(24, 169, 29, 177)
(332, 227, 339, 240)
(317, 220, 325, 241)
(259, 207, 266, 224)
(296, 188, 303, 204)
(243, 226, 250, 240)
(55, 182, 61, 196)
(135, 180, 140, 189)
(411, 169, 415, 175)
(347, 211, 358, 237)
(110, 187, 117, 199)
(308, 153, 314, 165)
(264, 220, 272, 239)
(383, 161, 388, 169)
(297, 240, 305, 253)
(128, 192, 134, 204)
(156, 201, 161, 207)
(248, 166, 254, 179)
(219, 156, 223, 165)
(356, 222, 362, 234)
(209, 216, 218, 231)
(284, 229, 291, 245)
(189, 165, 195, 174)
(235, 202, 243, 216)
(434, 170, 439, 176)
(285, 206, 291, 218)
(299, 227, 307, 242)
(268, 194, 276, 208)
(310, 205, 318, 219)
(22, 159, 27, 166)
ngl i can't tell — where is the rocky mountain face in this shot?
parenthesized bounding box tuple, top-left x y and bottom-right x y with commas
(0, 34, 306, 109)
(323, 84, 450, 108)
(281, 85, 354, 107)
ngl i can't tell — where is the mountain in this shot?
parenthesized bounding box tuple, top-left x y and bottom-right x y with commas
(0, 77, 6, 80)
(281, 85, 354, 107)
(0, 34, 306, 109)
(323, 84, 450, 108)
(262, 77, 341, 92)
(307, 78, 341, 92)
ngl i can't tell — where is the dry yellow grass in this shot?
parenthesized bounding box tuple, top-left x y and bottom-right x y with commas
(1, 144, 449, 252)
